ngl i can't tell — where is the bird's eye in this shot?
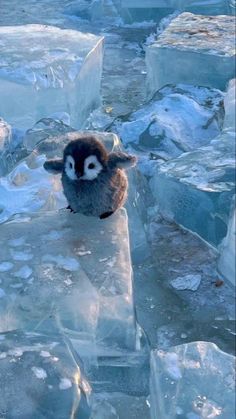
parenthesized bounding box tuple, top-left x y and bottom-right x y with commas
(69, 162, 73, 169)
(88, 163, 95, 169)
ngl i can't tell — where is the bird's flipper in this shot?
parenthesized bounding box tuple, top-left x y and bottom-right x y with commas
(108, 152, 137, 170)
(100, 211, 114, 219)
(43, 159, 64, 174)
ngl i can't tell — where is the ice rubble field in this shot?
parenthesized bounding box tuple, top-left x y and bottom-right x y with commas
(0, 1, 235, 418)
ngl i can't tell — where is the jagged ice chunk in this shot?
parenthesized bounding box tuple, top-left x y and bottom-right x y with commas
(0, 25, 103, 130)
(150, 80, 235, 247)
(119, 84, 224, 160)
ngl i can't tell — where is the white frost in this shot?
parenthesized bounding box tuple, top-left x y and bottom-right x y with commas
(59, 378, 72, 390)
(31, 366, 47, 379)
(13, 265, 32, 279)
(0, 288, 6, 298)
(8, 348, 23, 357)
(170, 274, 201, 291)
(40, 350, 51, 358)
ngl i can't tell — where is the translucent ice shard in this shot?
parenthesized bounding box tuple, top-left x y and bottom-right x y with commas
(218, 201, 236, 287)
(150, 342, 235, 419)
(146, 13, 236, 95)
(0, 118, 11, 151)
(0, 209, 137, 354)
(223, 78, 236, 132)
(0, 25, 103, 130)
(0, 118, 12, 176)
(150, 80, 235, 247)
(119, 84, 223, 160)
(0, 330, 91, 418)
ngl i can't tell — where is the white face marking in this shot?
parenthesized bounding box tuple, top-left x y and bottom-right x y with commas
(81, 155, 103, 181)
(65, 155, 77, 180)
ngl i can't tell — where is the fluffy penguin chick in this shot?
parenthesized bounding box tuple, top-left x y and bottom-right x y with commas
(43, 135, 137, 219)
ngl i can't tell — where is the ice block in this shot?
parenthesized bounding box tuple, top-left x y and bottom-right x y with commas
(146, 13, 236, 95)
(0, 25, 103, 130)
(150, 80, 235, 247)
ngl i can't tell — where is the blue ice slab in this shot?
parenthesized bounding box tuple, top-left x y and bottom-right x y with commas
(150, 80, 235, 247)
(0, 25, 103, 130)
(0, 330, 91, 418)
(0, 209, 138, 354)
(150, 342, 235, 419)
(146, 13, 236, 94)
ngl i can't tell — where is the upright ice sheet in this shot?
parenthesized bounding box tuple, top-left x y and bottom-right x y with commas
(0, 25, 103, 130)
(146, 13, 236, 95)
(150, 342, 235, 419)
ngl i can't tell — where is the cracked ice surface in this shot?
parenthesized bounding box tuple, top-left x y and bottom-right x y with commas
(146, 13, 236, 94)
(0, 208, 136, 354)
(150, 342, 235, 419)
(0, 25, 103, 130)
(0, 330, 91, 418)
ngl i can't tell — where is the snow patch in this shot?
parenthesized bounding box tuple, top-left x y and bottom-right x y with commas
(170, 274, 202, 291)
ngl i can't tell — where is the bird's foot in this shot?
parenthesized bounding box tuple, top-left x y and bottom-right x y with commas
(100, 211, 114, 219)
(66, 205, 76, 213)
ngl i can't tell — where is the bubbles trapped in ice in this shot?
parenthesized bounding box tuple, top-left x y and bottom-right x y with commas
(0, 262, 14, 272)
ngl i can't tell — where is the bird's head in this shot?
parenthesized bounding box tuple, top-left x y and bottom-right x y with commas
(63, 135, 108, 181)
